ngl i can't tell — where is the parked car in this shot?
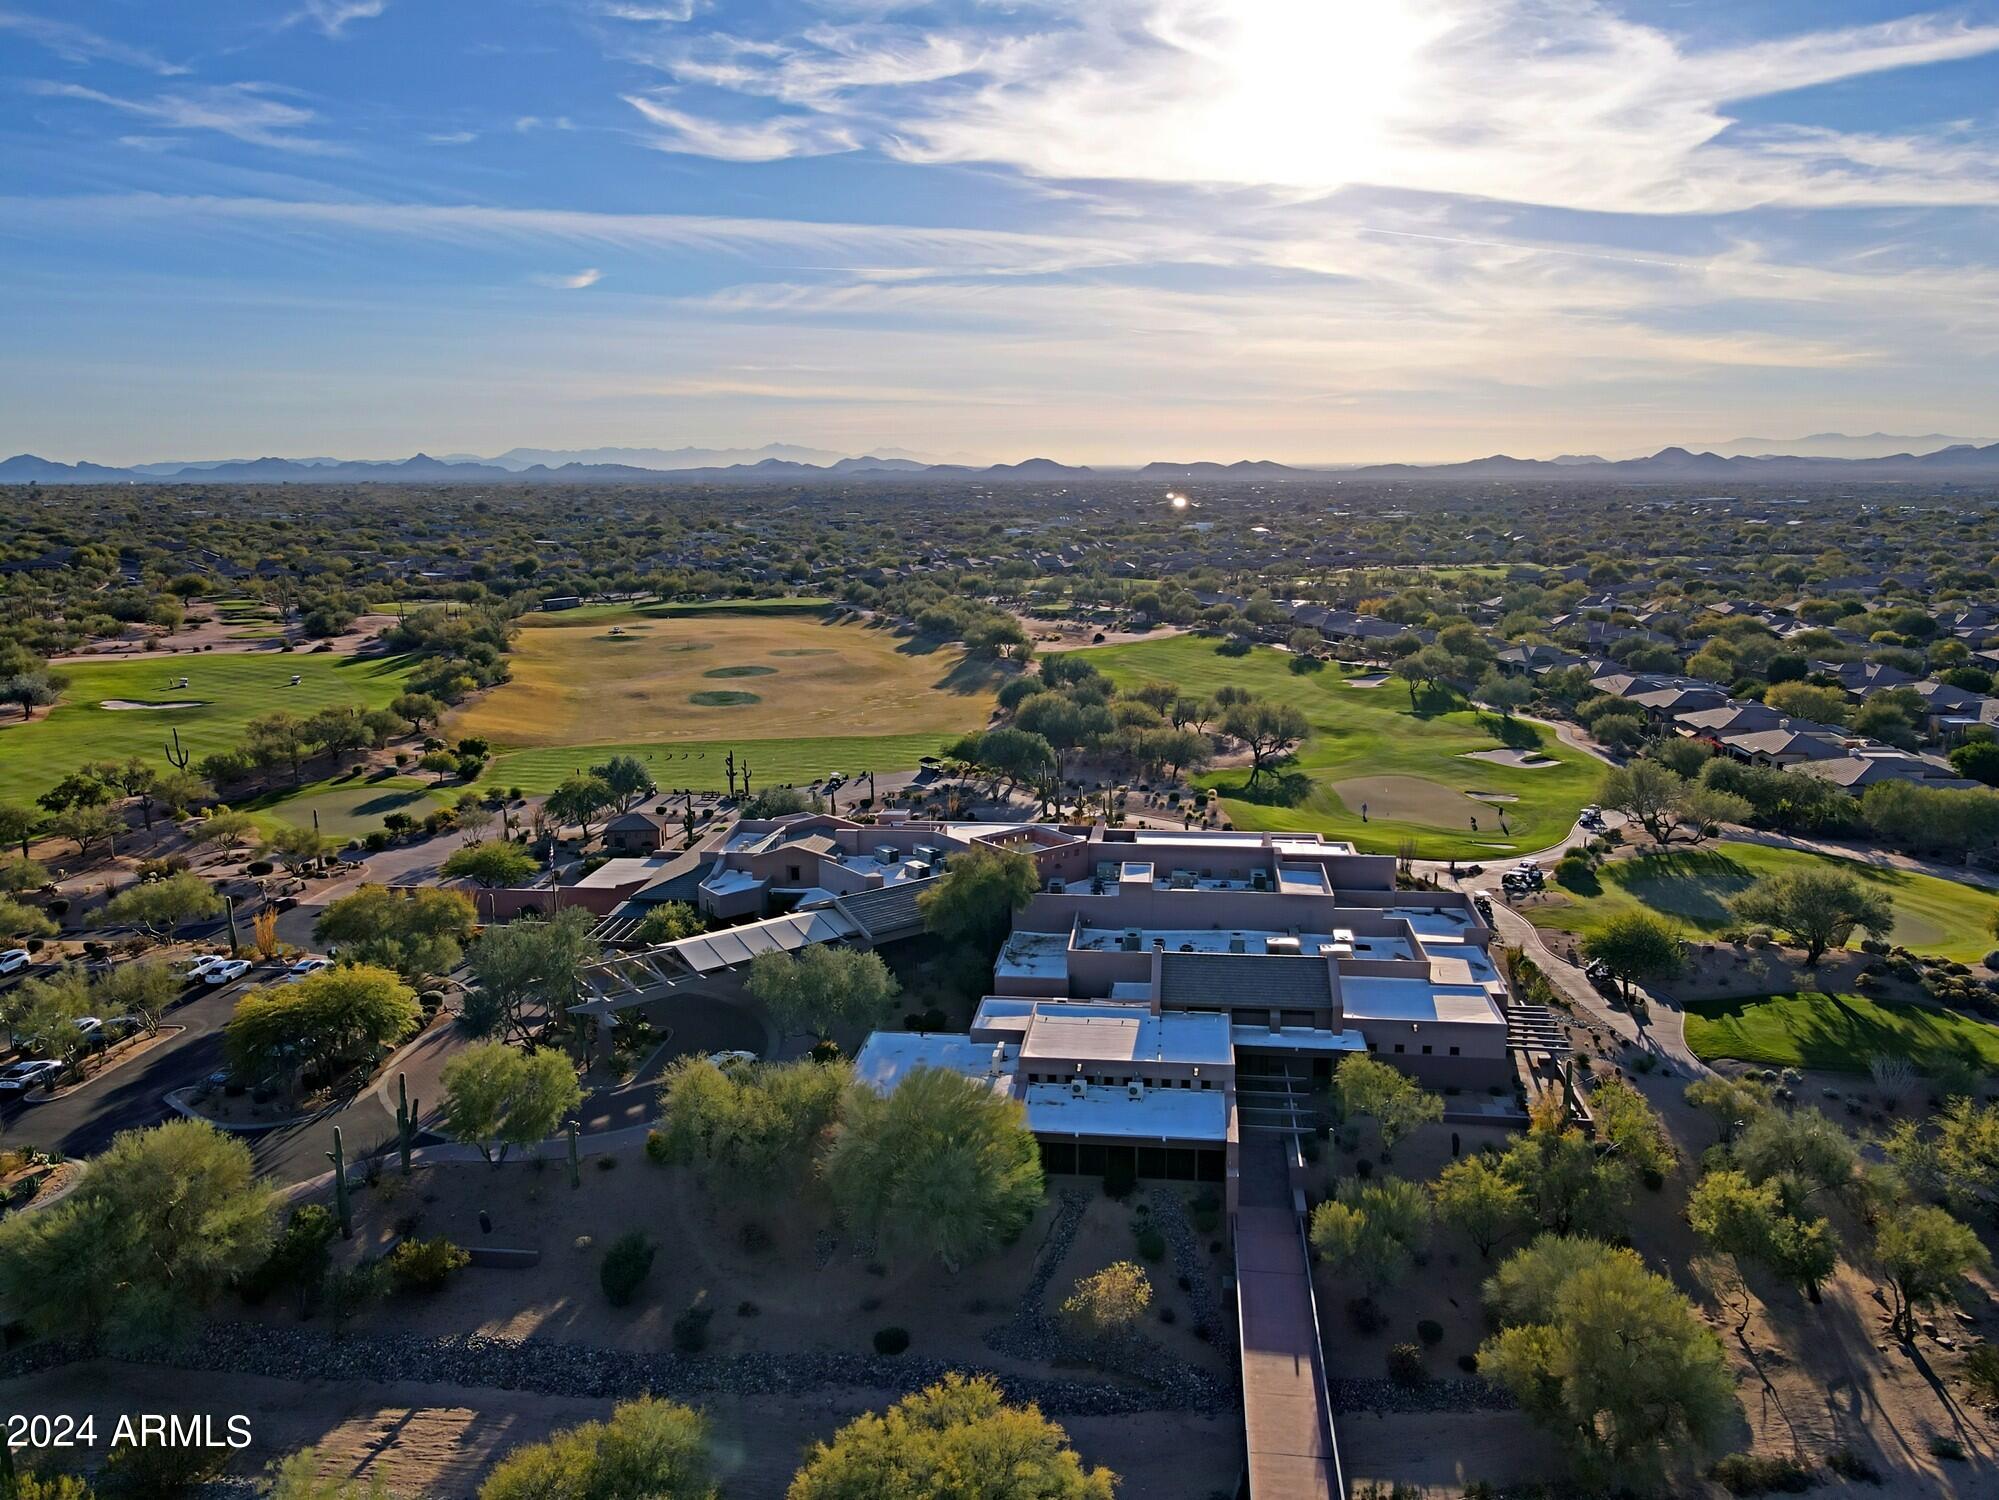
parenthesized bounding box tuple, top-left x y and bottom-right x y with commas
(0, 1059, 61, 1093)
(284, 956, 334, 983)
(0, 949, 31, 977)
(204, 958, 253, 985)
(178, 953, 229, 981)
(1578, 806, 1606, 831)
(707, 1050, 758, 1069)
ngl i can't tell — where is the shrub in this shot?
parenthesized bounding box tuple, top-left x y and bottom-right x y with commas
(1415, 1318, 1443, 1346)
(599, 1231, 656, 1307)
(1964, 1342, 1999, 1407)
(644, 1129, 671, 1165)
(1346, 1297, 1386, 1335)
(1134, 1226, 1167, 1262)
(1825, 1449, 1881, 1483)
(386, 1236, 469, 1293)
(872, 1325, 911, 1355)
(1456, 1352, 1479, 1373)
(102, 1438, 228, 1500)
(246, 860, 274, 877)
(739, 1220, 772, 1254)
(1709, 1453, 1814, 1494)
(1930, 1435, 1966, 1462)
(737, 1300, 759, 1317)
(1385, 1342, 1425, 1386)
(1190, 1189, 1221, 1234)
(1103, 1156, 1137, 1199)
(672, 1291, 713, 1353)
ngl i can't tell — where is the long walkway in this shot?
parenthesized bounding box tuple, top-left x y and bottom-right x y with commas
(1235, 1137, 1342, 1500)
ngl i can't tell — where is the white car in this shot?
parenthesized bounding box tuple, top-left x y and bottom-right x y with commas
(178, 953, 228, 980)
(0, 949, 30, 977)
(284, 957, 334, 983)
(707, 1050, 758, 1069)
(0, 1060, 61, 1093)
(204, 958, 253, 985)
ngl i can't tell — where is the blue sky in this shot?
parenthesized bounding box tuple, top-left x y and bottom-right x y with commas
(3, 0, 1998, 464)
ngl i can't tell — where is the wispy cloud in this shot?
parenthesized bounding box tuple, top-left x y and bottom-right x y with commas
(26, 81, 336, 154)
(623, 93, 854, 161)
(0, 9, 186, 75)
(426, 130, 478, 145)
(617, 0, 1999, 212)
(514, 114, 578, 132)
(534, 267, 604, 289)
(595, 1, 700, 20)
(286, 0, 388, 39)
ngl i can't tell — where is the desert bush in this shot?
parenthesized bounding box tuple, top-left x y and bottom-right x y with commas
(872, 1325, 911, 1355)
(672, 1291, 713, 1353)
(599, 1231, 656, 1307)
(1708, 1453, 1814, 1494)
(1385, 1342, 1425, 1386)
(386, 1236, 468, 1293)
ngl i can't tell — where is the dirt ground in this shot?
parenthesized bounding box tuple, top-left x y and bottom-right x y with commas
(50, 612, 400, 663)
(253, 1152, 1231, 1391)
(6, 1361, 1243, 1499)
(1011, 613, 1189, 652)
(1325, 1072, 1999, 1495)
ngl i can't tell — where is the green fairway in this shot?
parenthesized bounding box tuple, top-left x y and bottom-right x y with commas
(478, 733, 959, 796)
(1684, 990, 1999, 1072)
(0, 651, 418, 807)
(241, 774, 453, 837)
(1077, 635, 1602, 857)
(525, 596, 833, 624)
(1525, 840, 1999, 961)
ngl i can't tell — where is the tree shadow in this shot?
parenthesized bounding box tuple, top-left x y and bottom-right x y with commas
(931, 655, 1011, 696)
(1482, 714, 1540, 750)
(1218, 769, 1313, 807)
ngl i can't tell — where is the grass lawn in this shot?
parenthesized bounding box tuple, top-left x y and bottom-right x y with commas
(1078, 635, 1602, 857)
(0, 651, 418, 807)
(448, 604, 997, 752)
(522, 596, 833, 624)
(241, 773, 453, 837)
(1525, 840, 1999, 961)
(1683, 990, 1999, 1071)
(477, 733, 959, 797)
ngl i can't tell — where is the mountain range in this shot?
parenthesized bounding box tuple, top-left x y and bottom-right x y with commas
(7, 442, 1999, 485)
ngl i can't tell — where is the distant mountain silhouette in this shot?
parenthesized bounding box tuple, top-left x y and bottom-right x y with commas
(1710, 431, 1986, 459)
(7, 443, 1999, 485)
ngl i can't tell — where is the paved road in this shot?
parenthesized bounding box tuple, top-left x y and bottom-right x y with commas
(1, 977, 253, 1156)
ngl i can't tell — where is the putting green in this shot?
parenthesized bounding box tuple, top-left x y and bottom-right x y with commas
(1684, 991, 1999, 1072)
(245, 775, 452, 837)
(689, 691, 762, 706)
(1331, 775, 1502, 827)
(703, 665, 777, 679)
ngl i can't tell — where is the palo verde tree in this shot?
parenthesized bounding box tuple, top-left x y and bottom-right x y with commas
(651, 1055, 849, 1189)
(1309, 1175, 1432, 1298)
(1432, 1153, 1530, 1259)
(745, 943, 900, 1041)
(822, 1066, 1044, 1270)
(315, 884, 477, 985)
(1730, 868, 1895, 965)
(102, 870, 224, 940)
(916, 844, 1039, 957)
(1579, 910, 1683, 1002)
(462, 907, 596, 1042)
(480, 1397, 716, 1500)
(224, 964, 421, 1096)
(1874, 1204, 1990, 1341)
(440, 840, 539, 890)
(439, 1041, 583, 1165)
(786, 1374, 1114, 1500)
(0, 1118, 279, 1351)
(1333, 1053, 1443, 1152)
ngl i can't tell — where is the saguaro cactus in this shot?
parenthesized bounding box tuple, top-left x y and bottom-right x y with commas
(567, 1119, 580, 1189)
(164, 727, 191, 771)
(395, 1072, 418, 1176)
(327, 1125, 351, 1239)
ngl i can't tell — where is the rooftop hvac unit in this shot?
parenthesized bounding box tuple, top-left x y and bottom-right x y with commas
(1047, 876, 1065, 893)
(1228, 934, 1246, 954)
(914, 844, 944, 865)
(874, 844, 899, 865)
(1120, 928, 1143, 952)
(1265, 934, 1301, 955)
(1070, 1078, 1088, 1098)
(1127, 1080, 1144, 1101)
(1251, 868, 1270, 889)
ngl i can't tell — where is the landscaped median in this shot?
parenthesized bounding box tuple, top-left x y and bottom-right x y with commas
(1682, 989, 1999, 1072)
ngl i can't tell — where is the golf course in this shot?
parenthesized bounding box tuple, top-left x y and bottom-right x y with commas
(447, 601, 999, 791)
(1080, 635, 1603, 857)
(0, 649, 418, 807)
(1525, 840, 1999, 962)
(1683, 990, 1999, 1072)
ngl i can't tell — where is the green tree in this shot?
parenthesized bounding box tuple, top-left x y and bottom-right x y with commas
(265, 1449, 391, 1500)
(1875, 1204, 1990, 1340)
(261, 823, 342, 876)
(480, 1397, 716, 1500)
(0, 1119, 278, 1350)
(1334, 1053, 1443, 1151)
(589, 755, 657, 814)
(1309, 1176, 1431, 1294)
(224, 965, 421, 1093)
(1220, 699, 1310, 786)
(0, 802, 43, 860)
(745, 943, 900, 1041)
(786, 1374, 1114, 1500)
(1500, 1121, 1634, 1236)
(916, 844, 1038, 956)
(1060, 1260, 1152, 1343)
(439, 1041, 583, 1165)
(652, 1056, 849, 1188)
(95, 960, 181, 1032)
(1599, 760, 1690, 846)
(390, 692, 445, 733)
(1586, 1077, 1675, 1179)
(634, 901, 703, 946)
(1730, 868, 1894, 965)
(1478, 1235, 1735, 1487)
(462, 907, 596, 1042)
(1683, 1075, 1771, 1146)
(0, 894, 56, 941)
(188, 809, 259, 850)
(1764, 681, 1851, 727)
(1733, 1106, 1856, 1205)
(0, 967, 96, 1071)
(441, 840, 538, 889)
(546, 774, 613, 844)
(823, 1066, 1043, 1269)
(53, 803, 123, 859)
(315, 884, 476, 985)
(1580, 910, 1683, 1001)
(0, 854, 50, 892)
(1432, 1152, 1530, 1258)
(102, 870, 224, 940)
(1881, 1099, 1999, 1218)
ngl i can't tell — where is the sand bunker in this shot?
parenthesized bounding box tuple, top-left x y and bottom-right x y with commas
(100, 699, 206, 711)
(1461, 748, 1557, 768)
(1465, 790, 1520, 803)
(1345, 674, 1390, 688)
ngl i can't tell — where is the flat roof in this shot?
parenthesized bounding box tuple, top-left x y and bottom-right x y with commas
(1339, 976, 1504, 1026)
(1021, 1081, 1229, 1142)
(1231, 1024, 1368, 1054)
(852, 1033, 1011, 1093)
(1019, 1006, 1235, 1067)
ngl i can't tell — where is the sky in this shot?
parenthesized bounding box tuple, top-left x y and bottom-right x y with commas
(3, 0, 1999, 466)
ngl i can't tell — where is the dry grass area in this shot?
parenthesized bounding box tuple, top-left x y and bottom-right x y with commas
(6, 1361, 1239, 1500)
(1319, 1056, 1999, 1495)
(447, 607, 999, 750)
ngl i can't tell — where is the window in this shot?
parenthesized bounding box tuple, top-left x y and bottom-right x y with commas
(1393, 1043, 1404, 1054)
(787, 864, 801, 881)
(1421, 1045, 1432, 1056)
(1449, 1046, 1460, 1057)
